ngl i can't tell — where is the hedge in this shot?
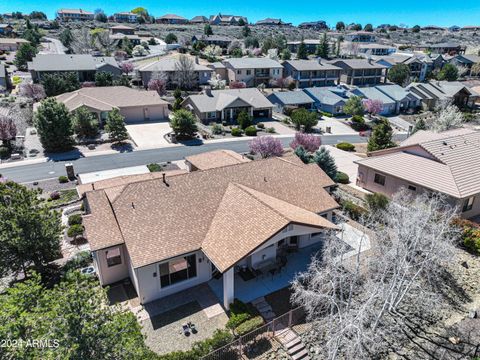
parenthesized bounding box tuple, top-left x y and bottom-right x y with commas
(68, 214, 83, 226)
(67, 224, 84, 238)
(244, 125, 257, 136)
(336, 142, 355, 152)
(335, 171, 350, 184)
(226, 312, 251, 329)
(235, 316, 264, 336)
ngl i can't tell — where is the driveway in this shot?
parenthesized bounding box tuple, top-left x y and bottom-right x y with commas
(317, 116, 358, 135)
(325, 145, 363, 185)
(126, 121, 173, 149)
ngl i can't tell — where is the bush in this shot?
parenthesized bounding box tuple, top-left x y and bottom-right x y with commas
(453, 218, 480, 255)
(0, 146, 10, 159)
(266, 127, 275, 133)
(336, 142, 355, 152)
(49, 191, 60, 200)
(226, 312, 251, 329)
(320, 111, 333, 117)
(235, 316, 264, 335)
(244, 125, 257, 136)
(342, 200, 367, 220)
(350, 115, 369, 131)
(365, 193, 389, 212)
(231, 127, 243, 137)
(58, 175, 69, 183)
(257, 122, 265, 129)
(335, 171, 350, 184)
(211, 123, 223, 135)
(63, 250, 92, 272)
(67, 224, 84, 238)
(68, 214, 83, 226)
(147, 163, 162, 172)
(236, 110, 252, 129)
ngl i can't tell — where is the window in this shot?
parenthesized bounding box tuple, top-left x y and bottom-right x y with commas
(463, 196, 475, 212)
(206, 111, 217, 119)
(106, 247, 122, 267)
(237, 70, 242, 75)
(374, 173, 386, 186)
(246, 70, 251, 75)
(408, 184, 417, 192)
(159, 254, 197, 288)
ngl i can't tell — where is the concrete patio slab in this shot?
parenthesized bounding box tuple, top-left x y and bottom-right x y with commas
(126, 121, 173, 149)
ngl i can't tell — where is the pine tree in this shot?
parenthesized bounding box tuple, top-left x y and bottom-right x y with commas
(297, 39, 308, 60)
(411, 118, 427, 134)
(204, 24, 213, 36)
(313, 147, 338, 180)
(105, 109, 128, 143)
(316, 33, 329, 58)
(294, 146, 312, 164)
(367, 118, 395, 152)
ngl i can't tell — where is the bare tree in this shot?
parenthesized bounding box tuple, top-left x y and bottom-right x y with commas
(71, 28, 94, 54)
(93, 30, 116, 56)
(174, 55, 197, 90)
(19, 83, 46, 102)
(431, 104, 464, 132)
(292, 191, 461, 359)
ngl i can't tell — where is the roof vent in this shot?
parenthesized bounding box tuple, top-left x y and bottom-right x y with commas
(131, 202, 135, 209)
(264, 176, 267, 182)
(442, 141, 447, 146)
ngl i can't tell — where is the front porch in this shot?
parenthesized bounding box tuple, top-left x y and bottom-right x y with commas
(208, 241, 324, 305)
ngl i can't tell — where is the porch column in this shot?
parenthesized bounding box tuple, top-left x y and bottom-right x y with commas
(223, 267, 234, 310)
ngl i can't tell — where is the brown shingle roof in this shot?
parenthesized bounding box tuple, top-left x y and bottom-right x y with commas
(84, 155, 338, 269)
(185, 150, 251, 170)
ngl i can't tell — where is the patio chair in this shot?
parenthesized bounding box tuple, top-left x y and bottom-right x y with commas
(188, 321, 197, 334)
(182, 324, 191, 336)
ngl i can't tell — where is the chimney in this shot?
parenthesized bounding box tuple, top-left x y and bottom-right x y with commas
(205, 86, 212, 97)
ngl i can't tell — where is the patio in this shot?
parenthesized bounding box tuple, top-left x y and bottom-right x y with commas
(208, 241, 324, 304)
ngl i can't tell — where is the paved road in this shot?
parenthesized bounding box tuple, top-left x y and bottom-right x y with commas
(1, 134, 407, 183)
(41, 38, 66, 54)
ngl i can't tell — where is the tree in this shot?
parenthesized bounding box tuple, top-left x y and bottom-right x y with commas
(120, 62, 134, 76)
(204, 45, 222, 58)
(19, 83, 46, 102)
(229, 80, 247, 89)
(0, 182, 62, 277)
(431, 104, 464, 132)
(336, 21, 345, 31)
(14, 43, 37, 71)
(174, 55, 196, 90)
(270, 76, 293, 90)
(71, 28, 94, 55)
(121, 36, 133, 55)
(105, 109, 128, 143)
(294, 145, 312, 164)
(147, 72, 167, 96)
(281, 48, 291, 60)
(312, 146, 337, 179)
(165, 33, 178, 44)
(471, 62, 480, 76)
(204, 24, 213, 36)
(92, 29, 116, 56)
(40, 72, 80, 97)
(59, 28, 74, 50)
(290, 108, 318, 132)
(363, 98, 383, 116)
(94, 10, 108, 23)
(411, 118, 427, 134)
(290, 132, 321, 152)
(412, 25, 421, 32)
(29, 11, 47, 20)
(343, 95, 364, 117)
(244, 36, 259, 49)
(72, 107, 99, 138)
(172, 88, 183, 111)
(367, 118, 395, 151)
(228, 40, 243, 56)
(292, 191, 459, 359)
(0, 116, 16, 148)
(365, 192, 389, 213)
(437, 63, 458, 81)
(35, 98, 74, 152)
(296, 40, 308, 60)
(388, 63, 411, 85)
(94, 72, 114, 87)
(0, 271, 154, 359)
(315, 33, 329, 58)
(170, 109, 198, 138)
(249, 136, 284, 158)
(352, 23, 362, 31)
(236, 110, 252, 129)
(364, 23, 373, 32)
(237, 18, 246, 26)
(242, 25, 251, 38)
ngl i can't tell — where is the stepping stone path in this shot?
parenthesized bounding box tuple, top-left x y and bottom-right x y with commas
(252, 296, 276, 322)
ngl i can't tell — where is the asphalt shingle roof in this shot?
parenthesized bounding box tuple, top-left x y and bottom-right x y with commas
(224, 57, 283, 69)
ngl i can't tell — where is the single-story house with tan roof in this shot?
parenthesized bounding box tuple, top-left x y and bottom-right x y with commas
(35, 86, 169, 124)
(0, 38, 29, 51)
(82, 153, 339, 309)
(185, 149, 251, 171)
(355, 128, 480, 220)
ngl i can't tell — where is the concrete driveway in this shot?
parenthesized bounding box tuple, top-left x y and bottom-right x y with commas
(317, 116, 358, 135)
(126, 121, 173, 149)
(325, 145, 362, 184)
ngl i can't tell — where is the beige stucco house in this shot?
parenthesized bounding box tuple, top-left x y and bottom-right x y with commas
(36, 86, 169, 124)
(356, 129, 480, 220)
(82, 153, 339, 309)
(223, 58, 283, 87)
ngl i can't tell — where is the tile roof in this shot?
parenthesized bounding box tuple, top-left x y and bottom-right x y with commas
(223, 57, 283, 69)
(84, 155, 338, 268)
(185, 150, 251, 170)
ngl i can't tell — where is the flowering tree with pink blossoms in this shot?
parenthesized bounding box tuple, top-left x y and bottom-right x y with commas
(229, 81, 247, 89)
(0, 116, 17, 148)
(249, 136, 284, 158)
(120, 62, 135, 76)
(363, 99, 383, 117)
(148, 78, 167, 96)
(290, 132, 321, 153)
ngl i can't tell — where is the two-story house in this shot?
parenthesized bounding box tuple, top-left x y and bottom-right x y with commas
(282, 59, 341, 88)
(113, 12, 138, 23)
(330, 59, 387, 86)
(223, 58, 283, 87)
(56, 9, 94, 22)
(344, 31, 376, 43)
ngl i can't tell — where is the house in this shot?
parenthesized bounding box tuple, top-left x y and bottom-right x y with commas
(407, 81, 479, 109)
(190, 16, 208, 24)
(82, 153, 339, 308)
(344, 31, 376, 43)
(415, 42, 466, 55)
(298, 20, 328, 30)
(209, 14, 247, 26)
(373, 84, 422, 113)
(109, 33, 142, 46)
(208, 62, 228, 81)
(0, 64, 10, 93)
(0, 38, 29, 51)
(303, 86, 350, 115)
(39, 86, 169, 124)
(191, 35, 233, 49)
(255, 18, 291, 26)
(267, 90, 315, 113)
(137, 56, 213, 89)
(28, 54, 121, 83)
(282, 59, 341, 88)
(223, 57, 283, 87)
(0, 24, 13, 35)
(374, 53, 439, 82)
(357, 44, 396, 56)
(355, 129, 480, 220)
(156, 14, 189, 25)
(452, 54, 480, 76)
(350, 86, 401, 115)
(330, 59, 387, 86)
(461, 26, 480, 31)
(113, 12, 138, 23)
(185, 149, 251, 171)
(287, 39, 321, 54)
(110, 25, 135, 35)
(56, 9, 94, 22)
(182, 88, 274, 122)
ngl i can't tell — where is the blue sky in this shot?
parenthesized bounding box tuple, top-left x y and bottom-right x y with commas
(1, 0, 479, 27)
